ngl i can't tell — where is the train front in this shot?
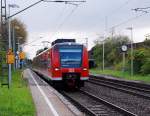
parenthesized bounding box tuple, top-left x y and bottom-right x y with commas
(52, 42, 89, 88)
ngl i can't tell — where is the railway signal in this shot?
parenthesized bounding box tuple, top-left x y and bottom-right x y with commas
(19, 51, 25, 69)
(6, 49, 15, 88)
(19, 51, 25, 60)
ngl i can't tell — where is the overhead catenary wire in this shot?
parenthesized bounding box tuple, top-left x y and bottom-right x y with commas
(106, 0, 134, 34)
(132, 7, 150, 13)
(106, 1, 150, 36)
(23, 2, 83, 47)
(133, 7, 150, 10)
(108, 0, 132, 16)
(49, 4, 79, 39)
(23, 5, 68, 47)
(109, 12, 148, 30)
(90, 0, 134, 35)
(11, 0, 85, 47)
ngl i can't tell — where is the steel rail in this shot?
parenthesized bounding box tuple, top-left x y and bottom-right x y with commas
(61, 91, 97, 116)
(79, 90, 137, 116)
(90, 77, 150, 93)
(90, 74, 150, 89)
(88, 79, 150, 100)
(33, 70, 137, 116)
(61, 90, 137, 116)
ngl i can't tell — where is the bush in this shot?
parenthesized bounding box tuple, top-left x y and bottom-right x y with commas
(127, 48, 150, 75)
(141, 58, 150, 75)
(133, 49, 146, 73)
(0, 51, 6, 75)
(114, 62, 122, 70)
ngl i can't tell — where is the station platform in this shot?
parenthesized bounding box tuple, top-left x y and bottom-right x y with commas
(23, 69, 83, 116)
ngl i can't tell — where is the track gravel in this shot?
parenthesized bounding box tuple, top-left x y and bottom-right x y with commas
(65, 91, 123, 116)
(82, 82, 150, 116)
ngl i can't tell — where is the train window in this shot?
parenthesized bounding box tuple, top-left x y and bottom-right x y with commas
(59, 48, 82, 68)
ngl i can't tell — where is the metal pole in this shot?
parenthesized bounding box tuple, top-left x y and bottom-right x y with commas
(8, 6, 11, 88)
(99, 36, 105, 71)
(122, 52, 125, 72)
(12, 27, 16, 70)
(18, 39, 20, 69)
(126, 27, 134, 77)
(102, 41, 105, 71)
(131, 28, 133, 77)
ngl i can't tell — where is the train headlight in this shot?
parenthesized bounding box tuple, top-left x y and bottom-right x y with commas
(54, 68, 60, 71)
(83, 68, 87, 71)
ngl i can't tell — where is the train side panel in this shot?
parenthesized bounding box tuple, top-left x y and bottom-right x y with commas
(51, 47, 62, 80)
(81, 46, 89, 80)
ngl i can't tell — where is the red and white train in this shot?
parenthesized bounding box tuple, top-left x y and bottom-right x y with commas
(33, 39, 89, 88)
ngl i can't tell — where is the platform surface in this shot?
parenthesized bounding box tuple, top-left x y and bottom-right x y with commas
(23, 69, 83, 116)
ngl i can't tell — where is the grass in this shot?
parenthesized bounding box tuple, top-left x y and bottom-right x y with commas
(0, 70, 35, 116)
(90, 68, 150, 83)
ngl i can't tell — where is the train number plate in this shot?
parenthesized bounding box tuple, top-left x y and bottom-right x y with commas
(69, 68, 75, 72)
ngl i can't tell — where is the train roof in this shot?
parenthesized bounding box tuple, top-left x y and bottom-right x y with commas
(53, 42, 83, 46)
(34, 42, 84, 58)
(51, 39, 76, 46)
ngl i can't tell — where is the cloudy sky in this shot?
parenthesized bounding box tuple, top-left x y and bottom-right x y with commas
(8, 0, 150, 59)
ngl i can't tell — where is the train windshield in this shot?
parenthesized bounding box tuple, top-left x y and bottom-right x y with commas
(59, 47, 82, 68)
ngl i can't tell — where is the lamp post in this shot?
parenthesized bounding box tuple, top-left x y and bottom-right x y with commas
(12, 26, 20, 70)
(8, 4, 19, 88)
(16, 36, 23, 69)
(126, 27, 134, 77)
(99, 36, 105, 71)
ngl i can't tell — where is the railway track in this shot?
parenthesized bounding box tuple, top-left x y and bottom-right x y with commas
(89, 75, 150, 100)
(90, 74, 150, 89)
(34, 71, 150, 115)
(61, 90, 137, 116)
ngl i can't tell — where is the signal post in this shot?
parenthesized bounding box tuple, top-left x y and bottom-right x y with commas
(19, 51, 25, 69)
(6, 49, 15, 88)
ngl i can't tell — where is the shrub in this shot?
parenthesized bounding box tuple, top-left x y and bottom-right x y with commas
(127, 48, 149, 74)
(141, 58, 150, 75)
(0, 51, 6, 75)
(133, 49, 145, 73)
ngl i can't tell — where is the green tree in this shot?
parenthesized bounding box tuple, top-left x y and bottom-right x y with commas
(140, 47, 150, 75)
(11, 18, 27, 45)
(0, 18, 27, 73)
(131, 48, 146, 74)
